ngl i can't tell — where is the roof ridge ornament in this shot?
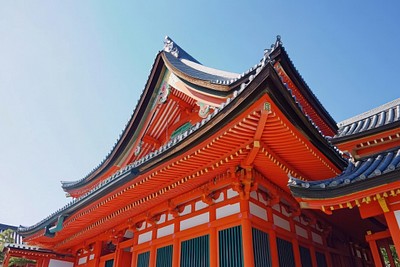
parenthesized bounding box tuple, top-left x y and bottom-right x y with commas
(163, 36, 179, 58)
(262, 35, 282, 64)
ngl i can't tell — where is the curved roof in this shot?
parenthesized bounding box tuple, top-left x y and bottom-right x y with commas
(289, 147, 400, 199)
(20, 37, 347, 239)
(334, 98, 400, 140)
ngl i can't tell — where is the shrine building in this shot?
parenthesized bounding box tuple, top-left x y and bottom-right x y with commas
(4, 36, 400, 267)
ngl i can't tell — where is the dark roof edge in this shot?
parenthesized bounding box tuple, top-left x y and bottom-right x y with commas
(271, 45, 338, 134)
(332, 120, 400, 144)
(61, 53, 165, 191)
(289, 169, 400, 199)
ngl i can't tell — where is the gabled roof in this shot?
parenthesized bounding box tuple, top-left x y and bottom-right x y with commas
(61, 36, 342, 195)
(334, 98, 400, 141)
(20, 36, 346, 243)
(289, 147, 400, 199)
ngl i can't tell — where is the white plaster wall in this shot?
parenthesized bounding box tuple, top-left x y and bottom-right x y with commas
(195, 200, 208, 211)
(180, 212, 209, 230)
(227, 189, 239, 199)
(157, 224, 174, 238)
(48, 259, 74, 267)
(179, 205, 192, 216)
(216, 203, 240, 219)
(295, 225, 308, 239)
(138, 231, 152, 244)
(77, 256, 87, 265)
(249, 202, 267, 221)
(311, 232, 323, 244)
(273, 214, 290, 231)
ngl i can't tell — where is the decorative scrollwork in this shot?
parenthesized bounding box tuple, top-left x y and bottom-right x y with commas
(197, 102, 210, 118)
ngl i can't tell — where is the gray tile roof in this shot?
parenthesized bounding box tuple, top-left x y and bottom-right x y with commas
(335, 98, 400, 139)
(289, 147, 400, 193)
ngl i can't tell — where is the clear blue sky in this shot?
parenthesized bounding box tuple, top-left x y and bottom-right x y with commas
(0, 1, 399, 227)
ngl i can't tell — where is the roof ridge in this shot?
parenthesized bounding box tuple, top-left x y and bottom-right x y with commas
(338, 98, 400, 127)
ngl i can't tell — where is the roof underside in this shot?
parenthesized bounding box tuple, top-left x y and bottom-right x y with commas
(20, 54, 346, 248)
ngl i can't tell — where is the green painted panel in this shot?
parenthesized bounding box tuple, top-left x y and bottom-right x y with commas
(156, 245, 173, 267)
(218, 225, 243, 267)
(299, 246, 312, 267)
(180, 234, 210, 267)
(252, 228, 271, 267)
(277, 237, 295, 267)
(104, 259, 114, 267)
(316, 251, 327, 267)
(137, 251, 150, 267)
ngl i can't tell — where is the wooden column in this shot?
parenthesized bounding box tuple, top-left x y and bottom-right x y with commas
(172, 216, 180, 267)
(309, 246, 318, 267)
(42, 258, 50, 267)
(368, 239, 383, 267)
(266, 205, 279, 267)
(209, 205, 217, 267)
(131, 229, 139, 267)
(289, 216, 301, 267)
(240, 199, 255, 267)
(3, 253, 10, 267)
(384, 211, 400, 255)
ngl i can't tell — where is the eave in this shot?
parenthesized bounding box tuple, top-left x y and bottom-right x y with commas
(20, 61, 345, 248)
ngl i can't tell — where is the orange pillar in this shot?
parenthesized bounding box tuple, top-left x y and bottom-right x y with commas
(309, 246, 318, 267)
(266, 205, 279, 267)
(172, 218, 180, 267)
(148, 243, 156, 267)
(240, 199, 254, 267)
(289, 216, 301, 267)
(3, 253, 10, 267)
(384, 211, 400, 255)
(368, 239, 383, 267)
(131, 229, 139, 267)
(210, 227, 217, 267)
(42, 258, 50, 267)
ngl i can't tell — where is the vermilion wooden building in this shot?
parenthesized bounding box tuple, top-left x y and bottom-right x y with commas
(6, 36, 400, 267)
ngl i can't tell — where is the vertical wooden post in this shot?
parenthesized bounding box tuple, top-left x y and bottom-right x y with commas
(309, 246, 318, 267)
(240, 199, 254, 267)
(42, 258, 50, 267)
(3, 253, 10, 267)
(367, 239, 383, 267)
(172, 217, 180, 267)
(93, 240, 102, 267)
(266, 205, 279, 267)
(384, 211, 400, 256)
(148, 243, 156, 267)
(131, 229, 139, 267)
(289, 216, 301, 267)
(209, 204, 217, 267)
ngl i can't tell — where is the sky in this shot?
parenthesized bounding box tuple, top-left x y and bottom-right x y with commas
(0, 1, 399, 227)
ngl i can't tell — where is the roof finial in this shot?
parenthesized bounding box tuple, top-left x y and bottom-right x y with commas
(163, 36, 179, 58)
(274, 35, 282, 48)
